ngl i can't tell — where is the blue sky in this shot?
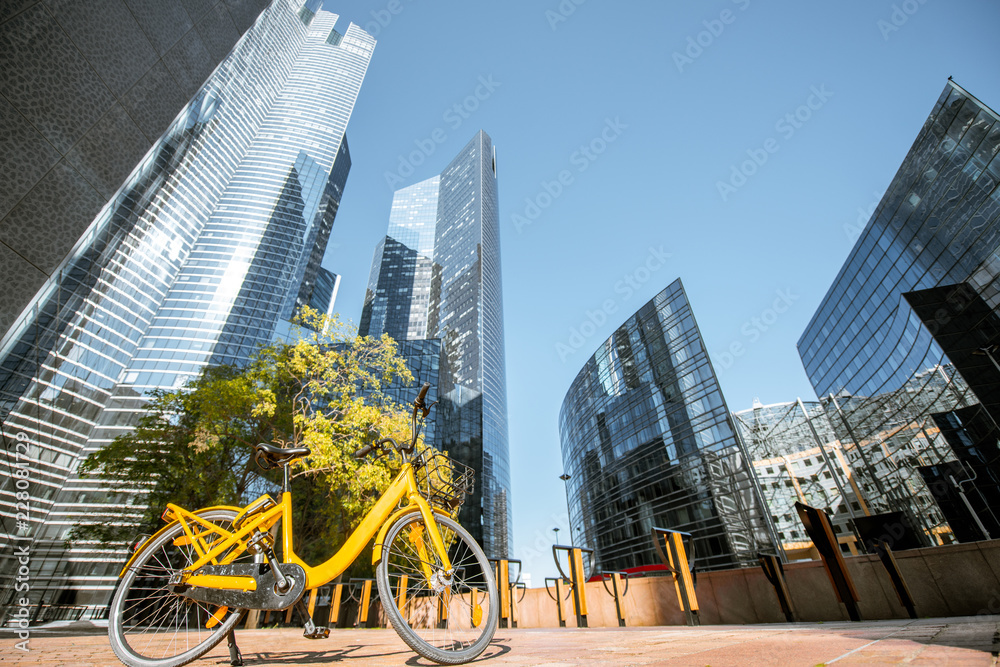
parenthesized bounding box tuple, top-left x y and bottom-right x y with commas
(319, 0, 1000, 584)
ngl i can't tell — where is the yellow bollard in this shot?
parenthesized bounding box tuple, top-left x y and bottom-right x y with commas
(569, 548, 589, 628)
(610, 573, 626, 627)
(511, 583, 524, 628)
(498, 560, 510, 627)
(330, 583, 343, 628)
(307, 588, 318, 618)
(554, 578, 567, 627)
(396, 574, 408, 619)
(470, 586, 482, 627)
(358, 580, 372, 626)
(437, 586, 451, 629)
(667, 533, 698, 614)
(652, 527, 700, 626)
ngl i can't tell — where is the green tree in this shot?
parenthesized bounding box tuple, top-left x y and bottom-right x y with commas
(74, 309, 417, 571)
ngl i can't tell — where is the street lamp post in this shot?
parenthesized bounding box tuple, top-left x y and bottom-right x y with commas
(559, 473, 572, 546)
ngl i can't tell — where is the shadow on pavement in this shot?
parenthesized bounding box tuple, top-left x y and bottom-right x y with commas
(232, 644, 408, 664)
(404, 640, 511, 665)
(226, 639, 512, 665)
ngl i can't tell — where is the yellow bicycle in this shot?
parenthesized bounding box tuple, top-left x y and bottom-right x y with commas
(107, 384, 498, 666)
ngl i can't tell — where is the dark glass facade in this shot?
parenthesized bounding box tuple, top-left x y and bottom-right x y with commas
(0, 3, 374, 611)
(559, 279, 773, 573)
(798, 80, 1000, 544)
(920, 404, 1000, 542)
(359, 132, 511, 559)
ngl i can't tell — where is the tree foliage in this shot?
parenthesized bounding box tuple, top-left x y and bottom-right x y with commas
(74, 308, 417, 570)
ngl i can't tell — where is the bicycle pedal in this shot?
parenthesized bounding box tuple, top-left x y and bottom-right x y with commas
(303, 626, 330, 639)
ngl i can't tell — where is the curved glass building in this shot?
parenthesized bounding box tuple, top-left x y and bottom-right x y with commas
(559, 279, 773, 573)
(0, 1, 374, 611)
(798, 80, 1000, 544)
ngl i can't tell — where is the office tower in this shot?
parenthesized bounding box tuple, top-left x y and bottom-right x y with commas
(733, 400, 870, 557)
(359, 132, 511, 559)
(558, 279, 774, 572)
(798, 80, 1000, 545)
(0, 2, 374, 613)
(0, 0, 272, 341)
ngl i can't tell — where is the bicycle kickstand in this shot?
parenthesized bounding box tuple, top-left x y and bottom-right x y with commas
(226, 628, 243, 666)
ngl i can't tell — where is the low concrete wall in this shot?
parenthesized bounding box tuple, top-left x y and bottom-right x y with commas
(515, 539, 1000, 627)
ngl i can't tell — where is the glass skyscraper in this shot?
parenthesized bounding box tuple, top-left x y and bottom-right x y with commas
(558, 279, 774, 573)
(0, 0, 272, 341)
(0, 1, 374, 612)
(359, 132, 512, 559)
(798, 80, 1000, 545)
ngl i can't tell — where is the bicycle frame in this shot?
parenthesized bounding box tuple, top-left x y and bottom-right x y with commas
(121, 460, 453, 594)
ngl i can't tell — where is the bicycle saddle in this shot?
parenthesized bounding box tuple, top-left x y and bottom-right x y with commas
(254, 442, 311, 469)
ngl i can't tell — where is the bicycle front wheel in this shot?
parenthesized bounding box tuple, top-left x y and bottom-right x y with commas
(108, 509, 247, 667)
(377, 512, 498, 665)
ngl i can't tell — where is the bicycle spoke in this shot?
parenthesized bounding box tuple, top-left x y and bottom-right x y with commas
(109, 510, 246, 666)
(379, 513, 497, 663)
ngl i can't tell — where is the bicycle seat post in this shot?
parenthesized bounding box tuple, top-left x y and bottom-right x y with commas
(283, 460, 291, 494)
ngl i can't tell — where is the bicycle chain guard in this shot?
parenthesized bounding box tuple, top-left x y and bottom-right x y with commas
(175, 562, 307, 610)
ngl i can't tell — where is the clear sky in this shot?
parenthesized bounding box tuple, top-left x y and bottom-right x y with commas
(319, 0, 1000, 585)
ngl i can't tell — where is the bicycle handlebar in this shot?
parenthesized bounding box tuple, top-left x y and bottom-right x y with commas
(354, 437, 398, 459)
(354, 384, 435, 460)
(414, 382, 431, 417)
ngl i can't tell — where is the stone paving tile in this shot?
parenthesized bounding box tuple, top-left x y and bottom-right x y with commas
(0, 617, 997, 666)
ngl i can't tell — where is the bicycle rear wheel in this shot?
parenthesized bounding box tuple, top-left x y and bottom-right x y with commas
(108, 509, 247, 667)
(377, 512, 498, 665)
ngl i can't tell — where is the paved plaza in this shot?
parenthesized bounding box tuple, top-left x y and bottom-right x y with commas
(2, 616, 999, 666)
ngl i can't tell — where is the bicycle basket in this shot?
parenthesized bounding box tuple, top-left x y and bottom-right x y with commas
(419, 453, 474, 512)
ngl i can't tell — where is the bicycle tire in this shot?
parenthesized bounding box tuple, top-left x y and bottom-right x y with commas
(108, 509, 246, 667)
(377, 512, 498, 664)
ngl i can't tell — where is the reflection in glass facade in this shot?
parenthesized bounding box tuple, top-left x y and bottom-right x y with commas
(798, 80, 1000, 544)
(359, 132, 511, 559)
(733, 400, 870, 556)
(559, 279, 773, 573)
(0, 2, 374, 610)
(310, 269, 341, 317)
